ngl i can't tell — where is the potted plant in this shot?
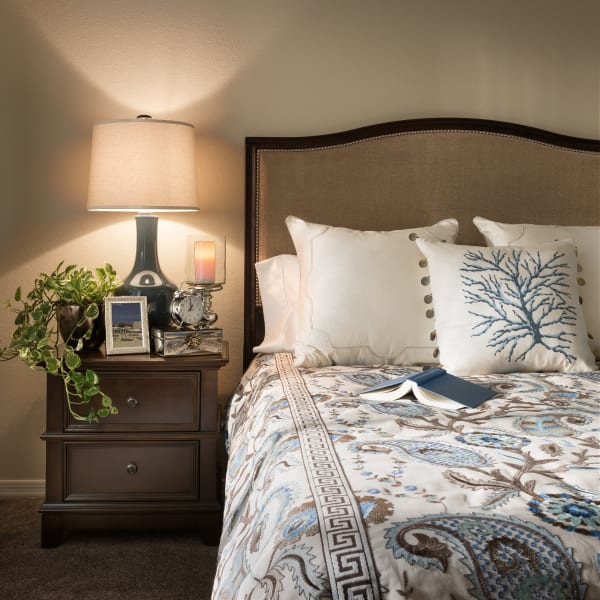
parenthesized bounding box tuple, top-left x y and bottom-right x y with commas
(0, 261, 120, 422)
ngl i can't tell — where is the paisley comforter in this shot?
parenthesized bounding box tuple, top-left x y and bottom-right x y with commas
(212, 353, 600, 599)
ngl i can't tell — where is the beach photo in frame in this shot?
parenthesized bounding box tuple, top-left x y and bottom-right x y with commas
(104, 296, 150, 355)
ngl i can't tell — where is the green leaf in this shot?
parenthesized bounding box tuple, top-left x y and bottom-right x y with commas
(69, 370, 85, 387)
(45, 357, 60, 374)
(85, 303, 99, 319)
(85, 369, 99, 386)
(64, 349, 81, 371)
(85, 386, 101, 398)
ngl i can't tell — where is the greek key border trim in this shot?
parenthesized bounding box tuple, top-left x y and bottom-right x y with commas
(275, 352, 380, 600)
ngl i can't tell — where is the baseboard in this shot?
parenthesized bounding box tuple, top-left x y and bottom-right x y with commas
(0, 480, 45, 497)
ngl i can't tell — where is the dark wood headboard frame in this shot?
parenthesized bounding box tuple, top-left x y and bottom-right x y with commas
(244, 117, 600, 369)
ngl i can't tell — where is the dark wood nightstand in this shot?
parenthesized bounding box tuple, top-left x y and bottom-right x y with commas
(40, 344, 228, 548)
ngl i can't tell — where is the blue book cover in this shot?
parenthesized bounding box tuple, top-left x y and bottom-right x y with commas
(359, 368, 495, 409)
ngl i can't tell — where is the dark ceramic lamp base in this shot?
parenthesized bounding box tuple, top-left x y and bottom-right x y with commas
(117, 214, 176, 329)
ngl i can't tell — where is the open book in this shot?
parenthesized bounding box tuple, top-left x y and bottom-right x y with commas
(359, 368, 495, 409)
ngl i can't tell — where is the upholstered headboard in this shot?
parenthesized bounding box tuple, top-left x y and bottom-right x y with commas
(244, 118, 600, 367)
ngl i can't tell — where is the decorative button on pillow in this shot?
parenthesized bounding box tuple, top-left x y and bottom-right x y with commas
(286, 215, 459, 367)
(473, 217, 599, 358)
(416, 238, 597, 375)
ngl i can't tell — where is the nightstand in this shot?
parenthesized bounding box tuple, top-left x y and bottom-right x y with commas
(40, 344, 228, 548)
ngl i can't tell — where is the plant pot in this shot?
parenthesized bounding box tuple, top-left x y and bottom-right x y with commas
(57, 305, 105, 350)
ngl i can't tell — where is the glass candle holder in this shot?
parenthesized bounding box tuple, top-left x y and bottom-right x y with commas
(186, 235, 226, 285)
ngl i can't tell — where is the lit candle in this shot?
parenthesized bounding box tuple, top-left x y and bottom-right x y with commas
(194, 241, 216, 283)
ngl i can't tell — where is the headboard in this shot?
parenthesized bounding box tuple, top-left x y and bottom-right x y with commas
(244, 117, 600, 367)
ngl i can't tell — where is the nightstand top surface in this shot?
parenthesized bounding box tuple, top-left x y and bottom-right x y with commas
(78, 341, 229, 370)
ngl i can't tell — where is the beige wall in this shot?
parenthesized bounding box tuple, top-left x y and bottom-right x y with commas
(0, 0, 598, 485)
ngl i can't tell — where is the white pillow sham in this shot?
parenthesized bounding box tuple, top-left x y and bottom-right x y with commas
(286, 215, 459, 367)
(253, 254, 299, 354)
(416, 238, 597, 375)
(474, 216, 599, 358)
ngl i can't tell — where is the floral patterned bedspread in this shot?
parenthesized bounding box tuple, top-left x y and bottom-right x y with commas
(212, 353, 600, 600)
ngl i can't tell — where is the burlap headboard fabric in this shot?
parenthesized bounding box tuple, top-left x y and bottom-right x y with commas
(244, 118, 600, 366)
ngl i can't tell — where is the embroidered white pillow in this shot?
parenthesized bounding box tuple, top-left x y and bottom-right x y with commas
(253, 254, 299, 353)
(416, 238, 597, 375)
(474, 216, 599, 358)
(286, 215, 459, 367)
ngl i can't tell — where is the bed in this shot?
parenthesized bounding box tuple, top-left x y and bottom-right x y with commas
(212, 118, 600, 599)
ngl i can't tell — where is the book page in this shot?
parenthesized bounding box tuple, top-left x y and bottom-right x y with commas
(359, 380, 411, 400)
(411, 383, 464, 410)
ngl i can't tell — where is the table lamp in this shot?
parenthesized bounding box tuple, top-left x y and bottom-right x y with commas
(87, 115, 198, 327)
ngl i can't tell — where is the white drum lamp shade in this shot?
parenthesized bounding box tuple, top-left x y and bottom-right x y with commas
(87, 117, 198, 212)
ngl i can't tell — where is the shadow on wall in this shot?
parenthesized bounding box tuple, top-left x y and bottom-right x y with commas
(3, 0, 598, 277)
(10, 0, 311, 117)
(210, 0, 600, 140)
(0, 0, 249, 277)
(0, 133, 244, 279)
(0, 362, 46, 477)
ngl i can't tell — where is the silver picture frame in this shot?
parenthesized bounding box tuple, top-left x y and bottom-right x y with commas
(104, 296, 150, 355)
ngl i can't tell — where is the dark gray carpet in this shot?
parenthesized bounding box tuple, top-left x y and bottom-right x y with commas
(0, 497, 218, 600)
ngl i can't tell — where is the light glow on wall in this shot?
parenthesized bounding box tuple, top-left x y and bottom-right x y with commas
(13, 0, 308, 113)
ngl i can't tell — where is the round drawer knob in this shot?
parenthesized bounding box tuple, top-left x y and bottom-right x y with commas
(126, 463, 138, 475)
(126, 396, 138, 408)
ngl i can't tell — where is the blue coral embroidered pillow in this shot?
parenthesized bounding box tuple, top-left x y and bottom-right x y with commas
(416, 239, 597, 375)
(473, 216, 600, 359)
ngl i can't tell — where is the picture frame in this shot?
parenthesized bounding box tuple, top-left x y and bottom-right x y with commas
(104, 296, 150, 355)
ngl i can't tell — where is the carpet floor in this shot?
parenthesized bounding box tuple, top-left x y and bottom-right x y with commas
(0, 497, 219, 600)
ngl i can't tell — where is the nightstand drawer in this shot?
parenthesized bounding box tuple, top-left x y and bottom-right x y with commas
(66, 373, 200, 431)
(65, 442, 198, 501)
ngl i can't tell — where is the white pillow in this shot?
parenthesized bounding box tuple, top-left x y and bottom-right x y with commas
(416, 238, 597, 375)
(253, 254, 299, 354)
(286, 215, 459, 367)
(474, 216, 599, 358)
